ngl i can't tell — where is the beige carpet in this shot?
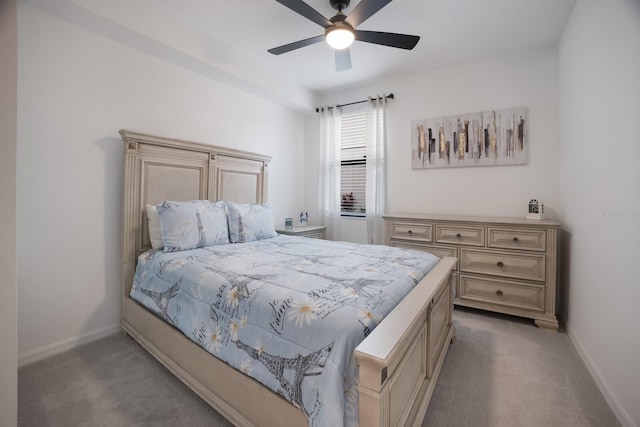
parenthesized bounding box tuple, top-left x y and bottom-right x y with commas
(18, 307, 620, 426)
(422, 308, 619, 427)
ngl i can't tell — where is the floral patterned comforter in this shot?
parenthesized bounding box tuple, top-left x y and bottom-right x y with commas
(131, 234, 439, 427)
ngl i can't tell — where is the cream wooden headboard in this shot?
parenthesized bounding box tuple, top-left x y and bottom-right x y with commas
(119, 129, 271, 296)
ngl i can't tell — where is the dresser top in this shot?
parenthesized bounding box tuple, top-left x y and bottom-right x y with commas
(383, 213, 561, 227)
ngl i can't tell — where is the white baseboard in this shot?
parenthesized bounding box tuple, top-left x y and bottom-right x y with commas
(565, 320, 636, 427)
(18, 323, 121, 368)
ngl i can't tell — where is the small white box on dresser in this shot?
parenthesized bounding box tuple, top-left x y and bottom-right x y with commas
(383, 213, 561, 331)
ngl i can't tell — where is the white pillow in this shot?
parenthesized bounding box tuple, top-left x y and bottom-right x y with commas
(146, 204, 163, 249)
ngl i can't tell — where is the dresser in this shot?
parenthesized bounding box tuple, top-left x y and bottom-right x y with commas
(275, 225, 326, 239)
(383, 214, 560, 331)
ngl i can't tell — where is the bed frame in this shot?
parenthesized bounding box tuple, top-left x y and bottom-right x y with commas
(120, 129, 456, 427)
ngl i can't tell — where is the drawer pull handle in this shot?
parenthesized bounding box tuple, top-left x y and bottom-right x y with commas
(407, 230, 413, 234)
(456, 233, 462, 239)
(496, 290, 504, 297)
(513, 237, 519, 242)
(497, 261, 504, 268)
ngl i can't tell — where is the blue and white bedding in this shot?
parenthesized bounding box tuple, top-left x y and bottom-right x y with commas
(131, 235, 439, 427)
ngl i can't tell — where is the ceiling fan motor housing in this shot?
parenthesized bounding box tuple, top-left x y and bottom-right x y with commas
(330, 0, 350, 12)
(329, 13, 348, 24)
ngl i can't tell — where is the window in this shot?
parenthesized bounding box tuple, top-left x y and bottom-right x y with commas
(339, 109, 367, 217)
(320, 97, 387, 243)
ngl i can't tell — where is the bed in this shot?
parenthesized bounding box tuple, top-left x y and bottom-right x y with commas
(120, 129, 457, 427)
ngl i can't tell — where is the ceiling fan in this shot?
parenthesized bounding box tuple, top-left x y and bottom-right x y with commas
(268, 0, 420, 72)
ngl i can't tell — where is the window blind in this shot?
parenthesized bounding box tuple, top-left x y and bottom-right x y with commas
(340, 110, 367, 216)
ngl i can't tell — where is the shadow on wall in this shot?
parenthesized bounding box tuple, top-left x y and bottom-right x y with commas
(95, 136, 124, 328)
(558, 229, 572, 328)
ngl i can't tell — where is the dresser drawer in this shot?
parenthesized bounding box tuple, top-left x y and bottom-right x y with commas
(459, 248, 546, 282)
(301, 231, 325, 239)
(390, 222, 432, 242)
(487, 228, 546, 252)
(389, 241, 458, 269)
(458, 274, 545, 312)
(435, 225, 484, 246)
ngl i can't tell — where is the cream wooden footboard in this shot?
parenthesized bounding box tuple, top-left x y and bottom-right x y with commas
(120, 130, 456, 427)
(355, 257, 455, 427)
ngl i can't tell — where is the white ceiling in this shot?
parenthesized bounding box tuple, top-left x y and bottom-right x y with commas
(24, 0, 577, 110)
(187, 0, 577, 91)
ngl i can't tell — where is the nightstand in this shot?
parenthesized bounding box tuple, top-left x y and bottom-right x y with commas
(276, 225, 326, 239)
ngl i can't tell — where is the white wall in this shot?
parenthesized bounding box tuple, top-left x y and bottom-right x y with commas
(307, 46, 561, 241)
(0, 0, 18, 424)
(559, 1, 640, 426)
(17, 4, 305, 363)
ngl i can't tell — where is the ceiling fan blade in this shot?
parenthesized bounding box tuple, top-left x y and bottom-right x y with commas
(275, 0, 333, 28)
(268, 35, 325, 55)
(335, 48, 352, 72)
(354, 30, 420, 50)
(345, 0, 392, 27)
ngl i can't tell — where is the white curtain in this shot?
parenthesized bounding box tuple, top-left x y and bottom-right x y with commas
(318, 106, 343, 241)
(365, 95, 388, 245)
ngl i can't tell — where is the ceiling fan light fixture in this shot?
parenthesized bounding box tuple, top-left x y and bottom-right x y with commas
(325, 26, 354, 50)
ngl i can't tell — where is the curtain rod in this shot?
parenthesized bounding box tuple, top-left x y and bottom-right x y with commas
(315, 93, 394, 113)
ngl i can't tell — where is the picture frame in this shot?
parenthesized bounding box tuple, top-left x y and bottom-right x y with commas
(526, 199, 543, 220)
(411, 106, 528, 169)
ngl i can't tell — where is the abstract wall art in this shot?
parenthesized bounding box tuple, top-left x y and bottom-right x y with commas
(411, 106, 528, 169)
